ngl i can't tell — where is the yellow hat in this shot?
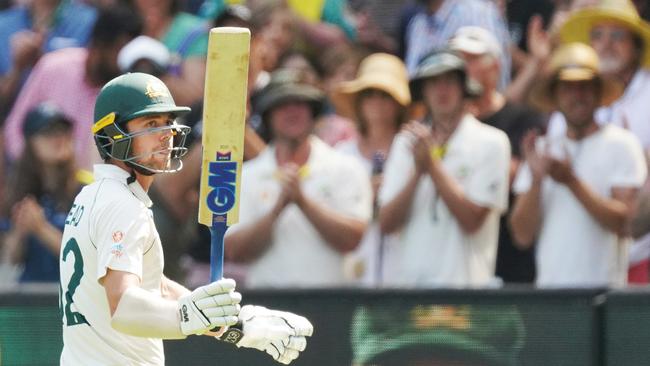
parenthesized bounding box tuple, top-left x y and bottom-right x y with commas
(560, 0, 650, 68)
(529, 43, 624, 112)
(330, 53, 411, 121)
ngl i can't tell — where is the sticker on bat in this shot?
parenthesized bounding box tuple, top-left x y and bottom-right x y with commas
(207, 151, 237, 215)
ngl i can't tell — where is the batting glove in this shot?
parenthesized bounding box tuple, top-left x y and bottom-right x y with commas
(178, 278, 242, 336)
(218, 305, 313, 364)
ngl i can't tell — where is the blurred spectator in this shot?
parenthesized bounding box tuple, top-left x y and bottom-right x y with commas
(1, 103, 85, 283)
(313, 44, 366, 146)
(3, 6, 142, 170)
(225, 69, 372, 288)
(351, 304, 525, 366)
(378, 49, 510, 288)
(201, 0, 352, 48)
(510, 43, 647, 287)
(330, 53, 411, 286)
(506, 0, 556, 52)
(403, 0, 512, 90)
(117, 35, 171, 77)
(450, 26, 546, 283)
(0, 0, 97, 119)
(275, 48, 359, 147)
(133, 0, 209, 106)
(247, 0, 296, 84)
(547, 0, 650, 282)
(550, 0, 650, 145)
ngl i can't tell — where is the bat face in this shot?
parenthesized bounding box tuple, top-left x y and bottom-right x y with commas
(198, 27, 250, 228)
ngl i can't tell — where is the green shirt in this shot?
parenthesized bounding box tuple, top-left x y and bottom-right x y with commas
(162, 12, 209, 59)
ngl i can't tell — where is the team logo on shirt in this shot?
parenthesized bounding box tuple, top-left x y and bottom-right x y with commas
(111, 243, 124, 258)
(112, 231, 124, 243)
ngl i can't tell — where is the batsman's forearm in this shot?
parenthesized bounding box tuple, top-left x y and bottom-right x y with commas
(378, 171, 420, 234)
(111, 286, 186, 339)
(297, 197, 366, 253)
(161, 275, 191, 300)
(509, 182, 543, 249)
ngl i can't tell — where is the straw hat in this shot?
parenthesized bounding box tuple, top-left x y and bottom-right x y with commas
(529, 43, 624, 112)
(330, 53, 411, 121)
(560, 0, 650, 68)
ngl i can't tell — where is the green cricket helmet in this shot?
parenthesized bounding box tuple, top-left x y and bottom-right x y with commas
(92, 72, 191, 174)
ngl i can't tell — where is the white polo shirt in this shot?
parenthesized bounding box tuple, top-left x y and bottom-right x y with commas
(229, 137, 373, 288)
(513, 125, 647, 287)
(60, 164, 165, 365)
(378, 114, 511, 287)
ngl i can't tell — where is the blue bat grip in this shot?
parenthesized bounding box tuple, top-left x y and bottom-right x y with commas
(209, 217, 228, 282)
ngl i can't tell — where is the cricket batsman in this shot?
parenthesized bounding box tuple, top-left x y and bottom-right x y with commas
(59, 72, 312, 365)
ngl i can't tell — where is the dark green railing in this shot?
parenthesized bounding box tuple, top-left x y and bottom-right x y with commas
(2, 285, 650, 366)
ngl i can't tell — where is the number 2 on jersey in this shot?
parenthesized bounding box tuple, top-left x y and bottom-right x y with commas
(61, 238, 88, 326)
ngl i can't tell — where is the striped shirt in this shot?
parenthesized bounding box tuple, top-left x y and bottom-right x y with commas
(405, 0, 511, 90)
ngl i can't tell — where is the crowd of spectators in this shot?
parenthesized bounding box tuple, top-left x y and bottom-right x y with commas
(2, 0, 650, 291)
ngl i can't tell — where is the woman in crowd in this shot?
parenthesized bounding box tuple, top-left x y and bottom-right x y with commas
(1, 103, 86, 282)
(331, 53, 411, 286)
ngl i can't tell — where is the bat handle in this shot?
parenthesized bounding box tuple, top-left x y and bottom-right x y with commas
(209, 218, 228, 282)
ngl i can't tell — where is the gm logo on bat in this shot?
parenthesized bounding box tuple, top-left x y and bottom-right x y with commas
(207, 151, 237, 215)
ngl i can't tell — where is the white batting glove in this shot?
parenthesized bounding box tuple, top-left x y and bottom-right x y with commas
(218, 305, 313, 364)
(178, 278, 241, 336)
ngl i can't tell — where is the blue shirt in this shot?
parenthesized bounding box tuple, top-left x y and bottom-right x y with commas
(0, 1, 97, 76)
(404, 0, 511, 90)
(18, 195, 70, 283)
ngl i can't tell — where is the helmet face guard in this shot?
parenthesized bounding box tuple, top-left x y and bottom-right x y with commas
(94, 113, 191, 174)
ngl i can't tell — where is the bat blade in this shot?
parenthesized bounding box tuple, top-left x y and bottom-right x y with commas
(199, 27, 250, 281)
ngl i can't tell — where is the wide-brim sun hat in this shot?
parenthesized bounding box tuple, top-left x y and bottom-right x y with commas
(529, 42, 624, 112)
(409, 49, 482, 101)
(330, 53, 411, 121)
(559, 0, 650, 68)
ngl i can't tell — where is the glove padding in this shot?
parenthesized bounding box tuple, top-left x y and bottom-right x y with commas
(178, 278, 241, 335)
(236, 305, 313, 364)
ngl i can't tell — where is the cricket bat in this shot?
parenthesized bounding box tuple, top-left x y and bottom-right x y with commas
(199, 27, 250, 282)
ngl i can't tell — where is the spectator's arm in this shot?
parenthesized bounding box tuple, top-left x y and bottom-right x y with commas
(1, 229, 26, 265)
(378, 170, 420, 234)
(162, 57, 206, 106)
(224, 198, 286, 263)
(505, 15, 551, 104)
(509, 181, 543, 249)
(296, 196, 366, 253)
(244, 124, 266, 161)
(568, 181, 638, 236)
(425, 158, 490, 234)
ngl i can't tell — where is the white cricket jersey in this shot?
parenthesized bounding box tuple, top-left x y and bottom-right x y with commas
(378, 115, 511, 288)
(59, 164, 166, 365)
(513, 125, 647, 287)
(228, 137, 373, 288)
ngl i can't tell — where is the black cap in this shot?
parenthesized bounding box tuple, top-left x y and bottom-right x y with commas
(22, 102, 72, 138)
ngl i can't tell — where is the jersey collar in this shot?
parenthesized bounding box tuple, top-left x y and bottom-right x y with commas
(93, 164, 153, 207)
